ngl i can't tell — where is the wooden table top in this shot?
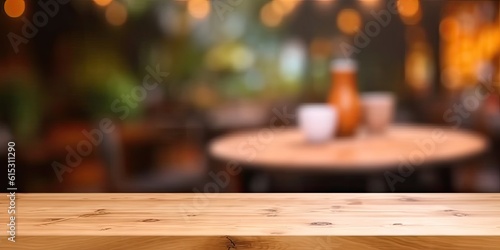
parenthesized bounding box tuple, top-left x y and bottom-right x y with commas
(3, 193, 499, 236)
(209, 124, 488, 171)
(2, 193, 499, 249)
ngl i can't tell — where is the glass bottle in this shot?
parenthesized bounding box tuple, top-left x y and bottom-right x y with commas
(328, 59, 361, 137)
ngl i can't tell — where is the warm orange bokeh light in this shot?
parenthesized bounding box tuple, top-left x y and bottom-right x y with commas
(398, 0, 421, 25)
(261, 3, 282, 28)
(93, 0, 113, 7)
(440, 2, 500, 90)
(440, 17, 460, 42)
(337, 9, 362, 35)
(188, 0, 210, 19)
(270, 0, 286, 16)
(4, 0, 25, 18)
(406, 51, 426, 90)
(105, 1, 127, 26)
(265, 0, 301, 26)
(398, 0, 419, 18)
(479, 25, 500, 60)
(401, 8, 422, 25)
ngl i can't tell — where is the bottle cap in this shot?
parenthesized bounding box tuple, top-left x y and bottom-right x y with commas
(330, 58, 357, 72)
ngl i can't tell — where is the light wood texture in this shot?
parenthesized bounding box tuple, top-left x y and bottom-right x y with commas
(1, 194, 500, 249)
(3, 236, 500, 250)
(209, 125, 487, 170)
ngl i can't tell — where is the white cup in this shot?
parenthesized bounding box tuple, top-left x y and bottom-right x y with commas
(298, 104, 337, 143)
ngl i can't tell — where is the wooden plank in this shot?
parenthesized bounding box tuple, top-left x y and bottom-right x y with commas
(1, 194, 499, 249)
(1, 236, 500, 250)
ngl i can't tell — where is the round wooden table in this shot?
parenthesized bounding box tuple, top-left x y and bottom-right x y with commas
(209, 125, 488, 192)
(209, 125, 488, 171)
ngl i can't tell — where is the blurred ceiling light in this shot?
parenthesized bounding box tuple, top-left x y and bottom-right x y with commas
(4, 0, 25, 18)
(188, 0, 210, 19)
(93, 0, 113, 7)
(397, 0, 419, 18)
(401, 8, 421, 25)
(337, 9, 362, 35)
(261, 2, 282, 28)
(105, 1, 128, 26)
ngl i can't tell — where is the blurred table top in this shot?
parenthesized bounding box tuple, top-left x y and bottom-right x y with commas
(2, 193, 499, 249)
(209, 124, 488, 171)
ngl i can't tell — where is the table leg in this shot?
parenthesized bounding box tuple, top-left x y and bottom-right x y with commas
(433, 166, 454, 192)
(268, 171, 305, 192)
(454, 161, 482, 192)
(366, 174, 387, 192)
(248, 171, 272, 192)
(210, 161, 244, 193)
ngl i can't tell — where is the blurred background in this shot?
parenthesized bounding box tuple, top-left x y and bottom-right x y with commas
(0, 0, 498, 192)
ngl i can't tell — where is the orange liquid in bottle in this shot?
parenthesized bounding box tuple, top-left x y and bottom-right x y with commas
(328, 59, 361, 137)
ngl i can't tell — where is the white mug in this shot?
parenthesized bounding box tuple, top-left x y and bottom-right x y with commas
(297, 104, 337, 143)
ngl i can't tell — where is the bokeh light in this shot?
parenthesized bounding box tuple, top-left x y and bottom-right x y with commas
(105, 1, 128, 26)
(401, 8, 422, 25)
(479, 25, 500, 60)
(337, 9, 362, 35)
(93, 0, 113, 7)
(260, 0, 302, 27)
(439, 3, 500, 89)
(398, 0, 420, 18)
(4, 0, 25, 18)
(270, 0, 286, 16)
(261, 2, 282, 28)
(188, 0, 210, 19)
(440, 17, 461, 42)
(406, 43, 434, 92)
(398, 0, 422, 25)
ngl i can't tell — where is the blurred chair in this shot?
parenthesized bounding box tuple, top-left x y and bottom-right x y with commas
(100, 124, 206, 192)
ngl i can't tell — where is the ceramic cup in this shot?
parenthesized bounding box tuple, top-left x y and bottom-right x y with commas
(297, 104, 337, 143)
(361, 92, 395, 134)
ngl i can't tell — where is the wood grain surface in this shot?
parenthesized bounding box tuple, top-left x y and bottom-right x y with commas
(1, 193, 499, 249)
(209, 125, 488, 170)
